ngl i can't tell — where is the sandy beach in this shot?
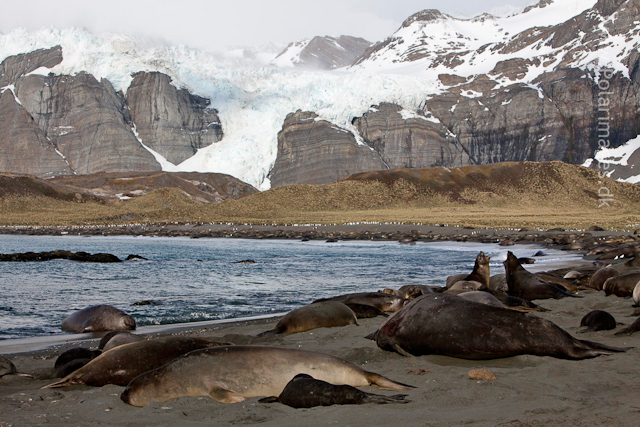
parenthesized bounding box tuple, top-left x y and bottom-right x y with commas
(1, 280, 639, 426)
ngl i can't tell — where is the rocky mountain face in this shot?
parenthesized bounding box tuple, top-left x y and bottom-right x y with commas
(272, 35, 371, 69)
(268, 111, 386, 187)
(272, 0, 640, 186)
(0, 46, 222, 178)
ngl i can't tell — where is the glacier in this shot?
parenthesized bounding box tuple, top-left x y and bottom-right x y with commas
(0, 0, 638, 189)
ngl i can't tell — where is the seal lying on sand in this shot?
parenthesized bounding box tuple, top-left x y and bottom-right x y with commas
(504, 252, 578, 300)
(369, 294, 626, 360)
(42, 336, 232, 388)
(589, 266, 619, 290)
(259, 373, 410, 408)
(579, 310, 617, 332)
(54, 348, 102, 377)
(603, 272, 640, 298)
(61, 305, 136, 333)
(258, 301, 357, 335)
(315, 292, 407, 313)
(120, 345, 414, 407)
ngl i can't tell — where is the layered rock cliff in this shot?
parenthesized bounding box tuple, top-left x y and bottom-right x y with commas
(0, 46, 222, 178)
(268, 111, 386, 187)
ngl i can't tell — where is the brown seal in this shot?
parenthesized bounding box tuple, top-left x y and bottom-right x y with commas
(258, 301, 357, 335)
(603, 272, 640, 298)
(504, 251, 578, 300)
(120, 346, 414, 407)
(42, 336, 232, 388)
(259, 373, 410, 408)
(370, 294, 626, 360)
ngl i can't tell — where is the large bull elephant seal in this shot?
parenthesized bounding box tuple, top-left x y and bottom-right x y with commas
(120, 345, 414, 407)
(42, 336, 232, 388)
(258, 301, 357, 336)
(370, 294, 627, 360)
(259, 373, 410, 408)
(61, 305, 136, 333)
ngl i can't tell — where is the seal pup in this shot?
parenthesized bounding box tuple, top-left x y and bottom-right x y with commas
(579, 310, 617, 332)
(370, 294, 626, 360)
(259, 374, 410, 408)
(61, 305, 136, 333)
(120, 345, 414, 407)
(42, 336, 232, 388)
(603, 272, 640, 298)
(314, 292, 407, 313)
(504, 251, 578, 300)
(258, 301, 357, 335)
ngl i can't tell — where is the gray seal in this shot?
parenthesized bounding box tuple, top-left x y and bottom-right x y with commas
(259, 373, 410, 408)
(120, 345, 414, 407)
(370, 294, 626, 360)
(258, 301, 357, 335)
(61, 305, 136, 333)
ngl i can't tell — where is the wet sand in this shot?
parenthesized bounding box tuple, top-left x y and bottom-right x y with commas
(1, 287, 639, 427)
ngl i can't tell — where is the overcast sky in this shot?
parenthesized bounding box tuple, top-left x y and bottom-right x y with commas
(0, 0, 538, 52)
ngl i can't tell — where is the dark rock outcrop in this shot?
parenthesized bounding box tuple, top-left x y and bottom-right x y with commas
(126, 72, 223, 165)
(0, 250, 122, 263)
(269, 111, 387, 187)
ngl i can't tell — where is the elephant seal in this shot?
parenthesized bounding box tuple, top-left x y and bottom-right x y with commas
(42, 336, 232, 388)
(504, 251, 578, 300)
(54, 348, 102, 377)
(634, 282, 640, 306)
(535, 272, 580, 293)
(345, 303, 387, 319)
(98, 331, 144, 351)
(315, 292, 407, 313)
(588, 266, 619, 290)
(61, 305, 136, 333)
(370, 294, 626, 360)
(447, 251, 491, 289)
(446, 280, 483, 293)
(478, 287, 548, 312)
(603, 272, 640, 298)
(457, 291, 504, 308)
(258, 301, 357, 335)
(120, 345, 414, 407)
(489, 274, 508, 292)
(579, 310, 617, 332)
(259, 373, 410, 408)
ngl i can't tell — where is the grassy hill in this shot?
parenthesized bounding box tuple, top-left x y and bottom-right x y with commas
(1, 162, 639, 230)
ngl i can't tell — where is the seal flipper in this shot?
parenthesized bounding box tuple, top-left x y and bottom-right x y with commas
(579, 339, 630, 353)
(360, 394, 411, 404)
(392, 344, 412, 358)
(364, 371, 415, 391)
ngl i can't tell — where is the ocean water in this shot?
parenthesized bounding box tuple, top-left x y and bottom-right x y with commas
(0, 234, 582, 341)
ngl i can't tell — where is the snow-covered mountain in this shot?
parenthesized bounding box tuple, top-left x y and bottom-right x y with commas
(272, 35, 371, 69)
(1, 0, 639, 190)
